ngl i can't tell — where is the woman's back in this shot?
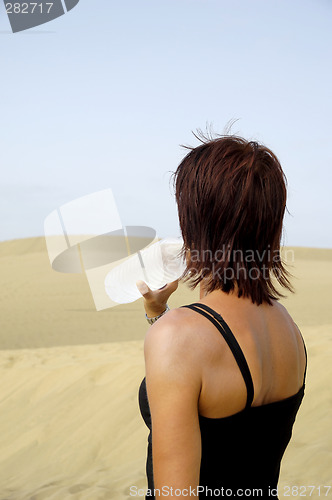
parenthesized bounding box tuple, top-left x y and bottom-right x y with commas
(187, 290, 307, 419)
(139, 292, 307, 499)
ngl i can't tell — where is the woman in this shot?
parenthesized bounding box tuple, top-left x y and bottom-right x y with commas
(136, 134, 307, 499)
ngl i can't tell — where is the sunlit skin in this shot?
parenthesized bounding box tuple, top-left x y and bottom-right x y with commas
(137, 279, 306, 499)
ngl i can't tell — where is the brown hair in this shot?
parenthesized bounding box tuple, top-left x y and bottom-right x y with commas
(172, 133, 294, 306)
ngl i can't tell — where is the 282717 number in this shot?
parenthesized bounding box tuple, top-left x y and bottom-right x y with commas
(5, 3, 54, 14)
(283, 485, 331, 496)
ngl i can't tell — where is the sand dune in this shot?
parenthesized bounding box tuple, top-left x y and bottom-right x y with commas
(0, 238, 331, 499)
(0, 341, 147, 499)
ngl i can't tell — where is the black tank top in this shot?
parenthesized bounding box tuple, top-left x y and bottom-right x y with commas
(138, 303, 307, 499)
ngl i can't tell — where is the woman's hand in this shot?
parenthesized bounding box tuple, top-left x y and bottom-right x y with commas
(136, 279, 178, 319)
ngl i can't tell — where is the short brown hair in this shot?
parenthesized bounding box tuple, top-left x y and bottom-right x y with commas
(172, 133, 294, 306)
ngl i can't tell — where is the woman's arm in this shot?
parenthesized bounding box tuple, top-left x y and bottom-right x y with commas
(144, 309, 202, 499)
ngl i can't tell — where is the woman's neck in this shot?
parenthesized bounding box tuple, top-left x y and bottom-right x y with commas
(199, 281, 240, 299)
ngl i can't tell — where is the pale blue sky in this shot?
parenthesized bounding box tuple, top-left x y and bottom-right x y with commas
(0, 0, 331, 247)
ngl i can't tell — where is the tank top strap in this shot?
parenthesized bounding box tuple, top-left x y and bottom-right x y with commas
(181, 303, 254, 409)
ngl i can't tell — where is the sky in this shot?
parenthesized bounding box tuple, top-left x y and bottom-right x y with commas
(0, 0, 331, 248)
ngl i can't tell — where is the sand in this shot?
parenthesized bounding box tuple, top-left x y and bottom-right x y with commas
(0, 238, 331, 499)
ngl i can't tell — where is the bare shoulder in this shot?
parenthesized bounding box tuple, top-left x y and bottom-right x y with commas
(269, 300, 306, 359)
(270, 300, 299, 332)
(144, 306, 201, 349)
(144, 307, 203, 381)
